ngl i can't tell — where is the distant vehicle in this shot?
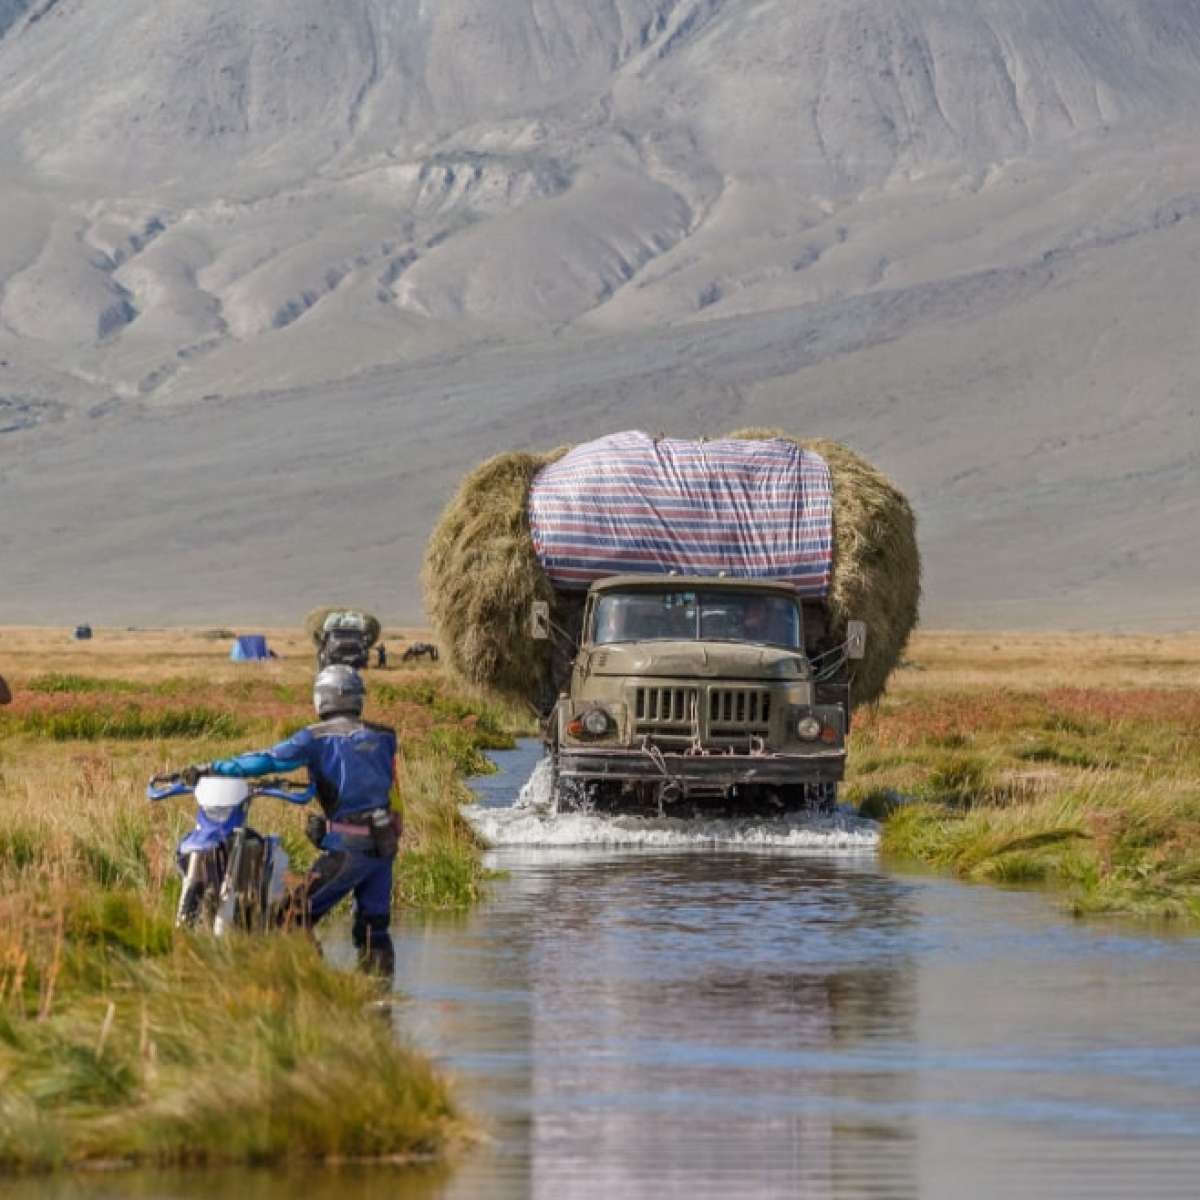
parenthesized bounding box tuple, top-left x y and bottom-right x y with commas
(147, 772, 313, 933)
(535, 575, 865, 816)
(73, 624, 92, 640)
(314, 610, 377, 670)
(402, 642, 439, 663)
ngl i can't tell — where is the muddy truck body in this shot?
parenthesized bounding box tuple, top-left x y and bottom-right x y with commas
(537, 575, 865, 814)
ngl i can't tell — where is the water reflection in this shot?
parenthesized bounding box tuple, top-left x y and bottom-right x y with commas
(498, 851, 921, 1199)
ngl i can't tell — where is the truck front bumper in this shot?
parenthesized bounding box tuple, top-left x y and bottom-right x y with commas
(557, 747, 845, 788)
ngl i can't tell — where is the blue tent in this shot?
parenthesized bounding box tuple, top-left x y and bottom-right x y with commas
(230, 635, 270, 661)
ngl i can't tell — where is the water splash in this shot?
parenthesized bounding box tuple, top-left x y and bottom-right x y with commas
(466, 755, 881, 850)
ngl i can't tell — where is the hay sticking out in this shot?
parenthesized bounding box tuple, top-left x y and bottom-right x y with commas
(424, 433, 919, 710)
(726, 429, 920, 706)
(304, 607, 382, 648)
(422, 448, 569, 710)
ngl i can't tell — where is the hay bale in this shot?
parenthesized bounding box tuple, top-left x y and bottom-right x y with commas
(424, 433, 918, 709)
(422, 448, 569, 710)
(726, 429, 920, 706)
(304, 607, 381, 648)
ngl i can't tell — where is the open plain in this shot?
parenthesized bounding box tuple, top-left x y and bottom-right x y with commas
(5, 626, 1200, 1192)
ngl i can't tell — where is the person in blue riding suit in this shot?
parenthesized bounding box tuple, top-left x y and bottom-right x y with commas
(187, 665, 400, 976)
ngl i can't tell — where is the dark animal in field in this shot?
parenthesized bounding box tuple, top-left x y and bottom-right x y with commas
(0, 675, 10, 705)
(402, 642, 439, 663)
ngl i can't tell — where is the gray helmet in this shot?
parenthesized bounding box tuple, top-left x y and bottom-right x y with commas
(313, 664, 365, 719)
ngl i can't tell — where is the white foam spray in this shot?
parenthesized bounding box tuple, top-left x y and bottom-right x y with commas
(467, 755, 881, 850)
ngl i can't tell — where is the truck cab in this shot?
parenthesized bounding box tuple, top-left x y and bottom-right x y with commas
(316, 611, 372, 670)
(546, 576, 860, 814)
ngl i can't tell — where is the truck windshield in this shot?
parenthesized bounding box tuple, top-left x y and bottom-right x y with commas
(592, 590, 802, 649)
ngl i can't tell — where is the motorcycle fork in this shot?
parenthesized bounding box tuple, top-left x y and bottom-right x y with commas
(176, 852, 206, 927)
(214, 829, 245, 936)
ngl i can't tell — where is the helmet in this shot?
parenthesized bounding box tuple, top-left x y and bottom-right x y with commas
(313, 665, 365, 719)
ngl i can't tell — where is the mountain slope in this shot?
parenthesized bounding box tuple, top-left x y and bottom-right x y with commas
(0, 0, 1198, 626)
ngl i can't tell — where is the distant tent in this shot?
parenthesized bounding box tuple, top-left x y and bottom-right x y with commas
(230, 635, 270, 662)
(73, 624, 93, 640)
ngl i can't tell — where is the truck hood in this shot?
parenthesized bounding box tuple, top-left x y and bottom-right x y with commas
(582, 642, 808, 681)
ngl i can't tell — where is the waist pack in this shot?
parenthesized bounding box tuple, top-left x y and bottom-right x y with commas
(329, 808, 401, 858)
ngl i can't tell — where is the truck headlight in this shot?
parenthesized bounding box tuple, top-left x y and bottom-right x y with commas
(568, 707, 614, 738)
(582, 707, 612, 736)
(796, 715, 823, 741)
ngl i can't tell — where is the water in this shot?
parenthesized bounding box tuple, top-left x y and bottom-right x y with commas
(469, 753, 882, 849)
(9, 740, 1200, 1199)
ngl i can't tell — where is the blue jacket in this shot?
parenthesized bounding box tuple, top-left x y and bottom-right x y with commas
(211, 716, 397, 820)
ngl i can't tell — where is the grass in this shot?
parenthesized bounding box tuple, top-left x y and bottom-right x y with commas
(394, 756, 492, 909)
(848, 632, 1200, 922)
(0, 935, 462, 1171)
(0, 626, 524, 1172)
(8, 706, 245, 742)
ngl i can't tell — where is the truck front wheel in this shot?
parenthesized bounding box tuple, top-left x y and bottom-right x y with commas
(809, 782, 837, 814)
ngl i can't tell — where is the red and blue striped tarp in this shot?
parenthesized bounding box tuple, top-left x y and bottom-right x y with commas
(529, 432, 833, 596)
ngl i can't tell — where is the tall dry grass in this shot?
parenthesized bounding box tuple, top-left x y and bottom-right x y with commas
(855, 631, 1200, 921)
(0, 630, 523, 1171)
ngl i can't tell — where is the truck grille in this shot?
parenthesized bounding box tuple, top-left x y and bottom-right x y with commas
(631, 684, 776, 750)
(635, 686, 699, 726)
(708, 688, 772, 733)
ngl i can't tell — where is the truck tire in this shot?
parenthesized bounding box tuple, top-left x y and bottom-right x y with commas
(810, 782, 837, 814)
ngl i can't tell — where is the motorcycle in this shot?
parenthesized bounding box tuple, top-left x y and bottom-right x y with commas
(147, 772, 314, 934)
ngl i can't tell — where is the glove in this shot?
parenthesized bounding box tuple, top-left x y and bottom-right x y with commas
(305, 812, 328, 848)
(181, 763, 212, 787)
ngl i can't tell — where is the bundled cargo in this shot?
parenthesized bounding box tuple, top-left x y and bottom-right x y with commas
(304, 608, 382, 647)
(424, 430, 918, 710)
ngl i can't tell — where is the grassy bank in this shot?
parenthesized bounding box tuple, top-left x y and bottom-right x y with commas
(0, 626, 524, 1172)
(850, 632, 1200, 922)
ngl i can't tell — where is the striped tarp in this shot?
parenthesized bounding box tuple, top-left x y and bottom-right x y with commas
(528, 431, 833, 596)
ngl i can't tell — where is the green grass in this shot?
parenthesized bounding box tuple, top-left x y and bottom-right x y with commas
(394, 757, 486, 910)
(26, 674, 139, 695)
(0, 935, 462, 1171)
(855, 689, 1200, 921)
(7, 706, 244, 742)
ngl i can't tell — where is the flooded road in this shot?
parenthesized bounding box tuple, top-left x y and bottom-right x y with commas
(8, 740, 1200, 1199)
(411, 741, 1200, 1199)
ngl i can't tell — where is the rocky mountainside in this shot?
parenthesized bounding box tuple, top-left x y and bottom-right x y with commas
(1, 1, 1198, 627)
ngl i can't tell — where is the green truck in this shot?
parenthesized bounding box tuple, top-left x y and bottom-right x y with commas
(535, 575, 865, 815)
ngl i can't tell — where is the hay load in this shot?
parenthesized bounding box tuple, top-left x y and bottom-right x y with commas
(304, 607, 382, 648)
(424, 431, 918, 710)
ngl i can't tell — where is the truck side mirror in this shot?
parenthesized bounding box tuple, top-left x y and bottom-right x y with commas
(530, 601, 551, 641)
(845, 620, 867, 660)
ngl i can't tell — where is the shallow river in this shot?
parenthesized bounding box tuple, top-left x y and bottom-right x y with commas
(9, 740, 1200, 1199)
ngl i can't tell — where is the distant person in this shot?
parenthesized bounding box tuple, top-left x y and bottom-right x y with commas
(0, 674, 11, 705)
(184, 666, 400, 977)
(376, 643, 387, 668)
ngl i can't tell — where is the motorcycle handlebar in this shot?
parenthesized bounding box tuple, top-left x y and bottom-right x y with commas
(145, 774, 315, 804)
(147, 775, 191, 801)
(252, 779, 316, 803)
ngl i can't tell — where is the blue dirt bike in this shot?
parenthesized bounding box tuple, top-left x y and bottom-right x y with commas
(147, 772, 314, 934)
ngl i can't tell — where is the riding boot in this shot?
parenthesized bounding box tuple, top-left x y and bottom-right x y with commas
(352, 912, 396, 979)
